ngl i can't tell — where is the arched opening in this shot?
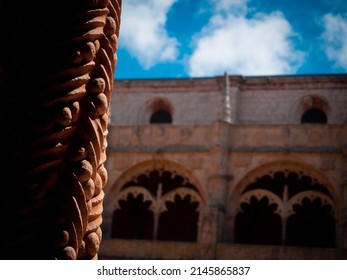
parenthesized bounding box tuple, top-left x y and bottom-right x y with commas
(111, 193, 154, 240)
(150, 110, 172, 124)
(158, 194, 199, 242)
(289, 95, 331, 124)
(111, 169, 202, 242)
(301, 108, 327, 124)
(235, 196, 282, 245)
(234, 170, 336, 248)
(286, 197, 335, 248)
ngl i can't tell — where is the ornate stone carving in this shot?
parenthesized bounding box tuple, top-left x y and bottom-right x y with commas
(238, 187, 335, 219)
(115, 186, 156, 211)
(112, 169, 205, 242)
(163, 187, 204, 211)
(236, 181, 336, 247)
(114, 185, 204, 214)
(0, 0, 121, 259)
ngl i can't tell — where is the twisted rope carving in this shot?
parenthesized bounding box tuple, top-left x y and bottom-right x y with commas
(0, 0, 121, 259)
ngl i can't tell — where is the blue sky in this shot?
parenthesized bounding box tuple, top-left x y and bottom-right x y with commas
(115, 0, 347, 79)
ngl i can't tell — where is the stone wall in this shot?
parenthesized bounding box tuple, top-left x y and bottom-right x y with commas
(110, 75, 347, 125)
(110, 78, 221, 125)
(101, 74, 347, 259)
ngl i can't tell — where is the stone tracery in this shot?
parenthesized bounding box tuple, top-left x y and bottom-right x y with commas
(111, 169, 205, 242)
(234, 169, 336, 247)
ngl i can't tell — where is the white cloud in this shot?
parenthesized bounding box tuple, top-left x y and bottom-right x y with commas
(322, 14, 347, 70)
(210, 0, 248, 15)
(120, 0, 179, 69)
(188, 2, 305, 76)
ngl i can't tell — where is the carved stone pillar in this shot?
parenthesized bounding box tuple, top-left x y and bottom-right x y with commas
(208, 120, 233, 246)
(207, 174, 232, 208)
(0, 0, 121, 259)
(197, 207, 218, 259)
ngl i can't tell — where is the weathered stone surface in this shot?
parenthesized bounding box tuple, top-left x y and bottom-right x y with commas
(101, 74, 347, 260)
(0, 0, 121, 259)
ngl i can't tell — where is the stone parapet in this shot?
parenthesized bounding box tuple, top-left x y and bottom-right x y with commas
(108, 123, 344, 153)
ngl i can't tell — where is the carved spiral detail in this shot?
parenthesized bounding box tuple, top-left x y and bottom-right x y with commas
(0, 0, 121, 259)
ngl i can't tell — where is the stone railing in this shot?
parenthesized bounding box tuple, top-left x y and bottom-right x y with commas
(107, 123, 344, 153)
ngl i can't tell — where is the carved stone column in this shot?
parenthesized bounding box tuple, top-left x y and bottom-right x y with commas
(197, 207, 218, 259)
(0, 0, 121, 259)
(204, 121, 233, 251)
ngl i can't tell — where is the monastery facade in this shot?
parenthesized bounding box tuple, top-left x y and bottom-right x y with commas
(100, 74, 347, 259)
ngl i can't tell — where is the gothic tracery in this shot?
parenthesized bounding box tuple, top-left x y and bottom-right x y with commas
(111, 169, 204, 242)
(235, 170, 336, 247)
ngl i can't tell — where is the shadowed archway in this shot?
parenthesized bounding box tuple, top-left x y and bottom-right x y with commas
(110, 168, 204, 242)
(233, 166, 336, 248)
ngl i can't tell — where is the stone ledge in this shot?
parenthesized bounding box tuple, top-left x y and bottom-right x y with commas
(99, 239, 345, 260)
